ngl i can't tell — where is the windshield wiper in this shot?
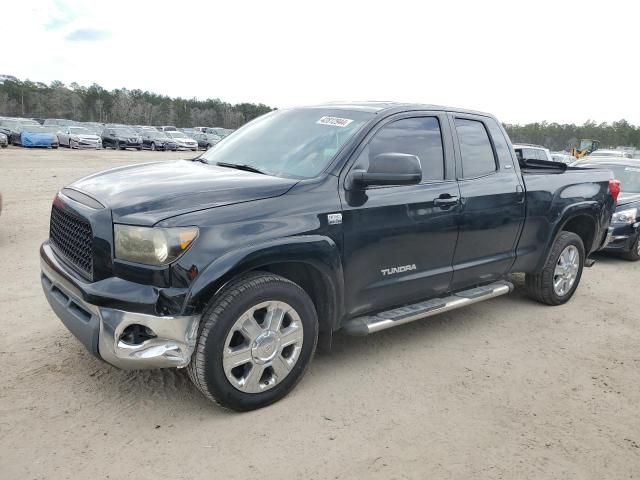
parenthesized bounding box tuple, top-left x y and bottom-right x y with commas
(215, 161, 268, 175)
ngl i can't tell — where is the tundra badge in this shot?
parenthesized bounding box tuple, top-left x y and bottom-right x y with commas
(381, 264, 417, 276)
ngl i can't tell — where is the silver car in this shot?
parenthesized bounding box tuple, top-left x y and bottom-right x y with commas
(165, 131, 198, 151)
(0, 132, 7, 148)
(58, 126, 102, 149)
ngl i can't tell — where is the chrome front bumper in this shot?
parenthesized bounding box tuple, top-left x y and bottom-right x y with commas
(41, 257, 199, 370)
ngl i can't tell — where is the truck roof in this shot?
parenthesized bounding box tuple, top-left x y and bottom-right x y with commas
(305, 101, 495, 117)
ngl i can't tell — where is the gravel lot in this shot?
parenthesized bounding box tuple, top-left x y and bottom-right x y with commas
(1, 147, 639, 479)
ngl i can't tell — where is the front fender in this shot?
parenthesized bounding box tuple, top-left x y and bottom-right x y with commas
(183, 235, 345, 329)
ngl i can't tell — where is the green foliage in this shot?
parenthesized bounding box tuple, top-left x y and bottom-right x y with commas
(504, 120, 640, 151)
(0, 76, 274, 128)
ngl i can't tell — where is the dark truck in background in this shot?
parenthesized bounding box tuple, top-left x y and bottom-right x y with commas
(40, 103, 618, 411)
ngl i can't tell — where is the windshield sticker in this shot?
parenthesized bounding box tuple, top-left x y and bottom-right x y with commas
(317, 116, 354, 127)
(624, 167, 640, 172)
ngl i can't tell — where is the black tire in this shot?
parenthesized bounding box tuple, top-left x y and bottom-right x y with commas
(151, 142, 156, 151)
(525, 231, 585, 305)
(188, 272, 318, 411)
(621, 234, 640, 261)
(136, 146, 142, 151)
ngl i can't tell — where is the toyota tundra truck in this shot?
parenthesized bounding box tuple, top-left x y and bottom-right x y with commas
(40, 103, 618, 411)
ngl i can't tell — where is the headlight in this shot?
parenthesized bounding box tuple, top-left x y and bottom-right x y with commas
(114, 225, 199, 266)
(611, 208, 637, 225)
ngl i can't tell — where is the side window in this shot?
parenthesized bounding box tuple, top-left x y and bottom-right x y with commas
(454, 118, 497, 178)
(356, 117, 445, 182)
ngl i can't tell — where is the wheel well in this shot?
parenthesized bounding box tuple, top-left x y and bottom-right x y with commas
(256, 262, 336, 337)
(562, 215, 596, 253)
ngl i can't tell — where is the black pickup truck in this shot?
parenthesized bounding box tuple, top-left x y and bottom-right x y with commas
(40, 103, 618, 411)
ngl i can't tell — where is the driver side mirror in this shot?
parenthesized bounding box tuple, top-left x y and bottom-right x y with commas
(350, 153, 422, 188)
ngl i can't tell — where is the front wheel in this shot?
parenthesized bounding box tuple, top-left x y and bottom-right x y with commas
(187, 272, 318, 411)
(525, 231, 585, 305)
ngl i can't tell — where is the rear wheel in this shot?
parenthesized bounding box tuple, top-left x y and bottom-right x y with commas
(188, 272, 318, 411)
(525, 231, 585, 305)
(621, 234, 640, 261)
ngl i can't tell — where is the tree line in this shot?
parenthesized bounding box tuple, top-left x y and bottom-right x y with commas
(1, 75, 639, 147)
(0, 76, 273, 128)
(504, 120, 640, 151)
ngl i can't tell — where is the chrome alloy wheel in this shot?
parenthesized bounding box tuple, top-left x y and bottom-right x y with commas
(553, 245, 580, 296)
(223, 301, 304, 393)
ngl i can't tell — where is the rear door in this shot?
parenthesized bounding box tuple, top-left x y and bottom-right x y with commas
(448, 114, 525, 290)
(340, 112, 461, 317)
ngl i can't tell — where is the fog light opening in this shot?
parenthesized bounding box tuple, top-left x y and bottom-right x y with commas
(120, 324, 157, 346)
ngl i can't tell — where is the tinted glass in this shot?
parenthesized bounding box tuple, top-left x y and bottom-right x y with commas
(359, 117, 444, 181)
(455, 119, 496, 178)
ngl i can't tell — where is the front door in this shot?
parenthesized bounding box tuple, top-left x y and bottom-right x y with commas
(340, 114, 461, 317)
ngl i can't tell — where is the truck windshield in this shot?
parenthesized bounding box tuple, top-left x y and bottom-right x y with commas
(199, 108, 373, 179)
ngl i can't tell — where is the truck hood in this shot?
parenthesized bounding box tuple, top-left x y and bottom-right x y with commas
(68, 160, 297, 225)
(617, 192, 640, 207)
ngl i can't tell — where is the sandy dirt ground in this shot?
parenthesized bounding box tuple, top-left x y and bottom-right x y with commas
(0, 147, 639, 480)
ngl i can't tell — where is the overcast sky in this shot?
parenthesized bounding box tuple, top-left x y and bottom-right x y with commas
(3, 0, 639, 125)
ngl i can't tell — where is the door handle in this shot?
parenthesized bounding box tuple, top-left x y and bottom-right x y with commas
(434, 195, 459, 207)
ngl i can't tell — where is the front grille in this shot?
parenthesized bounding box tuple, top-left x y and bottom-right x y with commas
(50, 205, 93, 278)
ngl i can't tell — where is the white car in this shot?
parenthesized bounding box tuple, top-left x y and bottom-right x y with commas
(551, 152, 576, 165)
(587, 149, 633, 159)
(513, 144, 554, 162)
(58, 126, 102, 149)
(166, 131, 198, 151)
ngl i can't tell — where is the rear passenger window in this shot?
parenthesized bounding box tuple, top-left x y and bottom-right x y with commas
(358, 117, 445, 182)
(454, 119, 497, 178)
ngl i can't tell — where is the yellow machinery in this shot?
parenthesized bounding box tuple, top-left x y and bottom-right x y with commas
(571, 139, 600, 159)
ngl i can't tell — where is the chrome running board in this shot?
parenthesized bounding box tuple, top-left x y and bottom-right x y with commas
(342, 281, 514, 336)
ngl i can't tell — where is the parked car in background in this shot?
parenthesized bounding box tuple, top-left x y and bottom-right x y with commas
(513, 143, 554, 162)
(0, 132, 7, 148)
(2, 118, 41, 143)
(44, 118, 77, 128)
(101, 127, 142, 150)
(574, 157, 640, 260)
(551, 152, 576, 164)
(165, 131, 198, 150)
(58, 126, 102, 149)
(141, 130, 178, 151)
(159, 126, 177, 132)
(179, 128, 198, 136)
(205, 127, 228, 137)
(81, 122, 105, 135)
(14, 125, 59, 148)
(588, 149, 633, 158)
(41, 125, 62, 141)
(191, 132, 221, 150)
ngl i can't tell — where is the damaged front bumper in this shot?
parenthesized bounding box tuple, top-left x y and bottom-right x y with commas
(40, 246, 199, 369)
